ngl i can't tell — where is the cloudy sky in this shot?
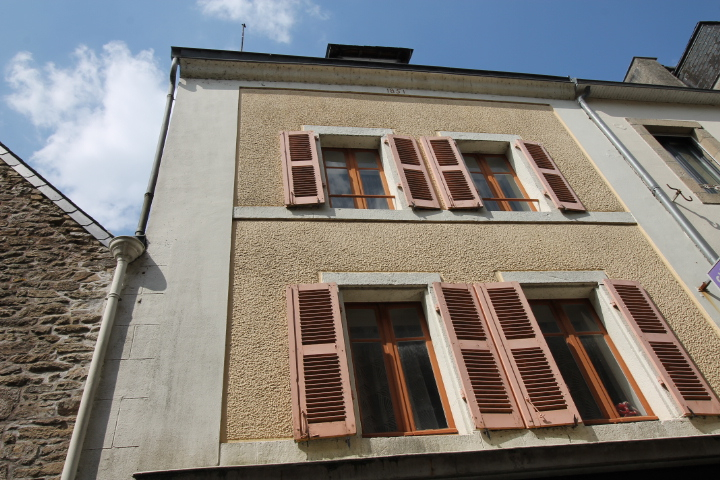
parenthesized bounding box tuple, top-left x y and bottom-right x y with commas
(1, 0, 718, 235)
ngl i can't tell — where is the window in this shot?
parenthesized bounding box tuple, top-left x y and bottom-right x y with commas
(462, 153, 537, 211)
(655, 135, 720, 194)
(530, 299, 652, 424)
(345, 302, 455, 436)
(322, 148, 394, 209)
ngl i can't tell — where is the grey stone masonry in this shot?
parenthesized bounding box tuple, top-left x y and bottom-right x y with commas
(0, 160, 113, 479)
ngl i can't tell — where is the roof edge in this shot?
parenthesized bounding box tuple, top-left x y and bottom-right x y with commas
(0, 140, 113, 247)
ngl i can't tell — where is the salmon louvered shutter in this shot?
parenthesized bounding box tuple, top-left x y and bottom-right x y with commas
(433, 283, 524, 429)
(476, 282, 580, 427)
(386, 135, 440, 209)
(421, 137, 482, 210)
(515, 140, 585, 212)
(280, 131, 325, 206)
(287, 283, 356, 440)
(604, 280, 720, 415)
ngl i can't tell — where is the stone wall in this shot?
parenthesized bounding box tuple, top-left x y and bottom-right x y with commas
(0, 161, 113, 479)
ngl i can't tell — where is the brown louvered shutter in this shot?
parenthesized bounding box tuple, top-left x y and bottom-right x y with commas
(476, 282, 580, 427)
(604, 280, 720, 415)
(420, 137, 482, 210)
(287, 283, 356, 440)
(515, 140, 585, 212)
(386, 135, 440, 209)
(280, 131, 325, 206)
(433, 283, 524, 429)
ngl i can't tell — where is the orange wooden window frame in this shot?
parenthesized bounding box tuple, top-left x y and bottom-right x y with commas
(530, 299, 655, 425)
(322, 148, 395, 209)
(462, 153, 538, 211)
(345, 302, 456, 437)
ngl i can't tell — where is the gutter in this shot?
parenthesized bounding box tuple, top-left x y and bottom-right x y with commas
(575, 85, 718, 264)
(62, 55, 179, 480)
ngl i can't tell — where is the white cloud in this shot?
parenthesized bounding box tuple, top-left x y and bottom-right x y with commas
(5, 42, 166, 234)
(198, 0, 327, 44)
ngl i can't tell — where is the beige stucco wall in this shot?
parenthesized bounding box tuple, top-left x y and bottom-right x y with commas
(236, 89, 624, 212)
(225, 221, 720, 441)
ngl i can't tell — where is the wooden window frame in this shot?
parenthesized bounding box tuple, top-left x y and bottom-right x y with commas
(462, 153, 538, 211)
(322, 148, 395, 209)
(345, 302, 456, 437)
(530, 298, 655, 425)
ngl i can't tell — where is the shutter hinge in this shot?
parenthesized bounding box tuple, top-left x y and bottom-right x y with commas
(384, 139, 390, 145)
(483, 428, 491, 440)
(611, 302, 618, 309)
(435, 304, 441, 312)
(658, 376, 668, 390)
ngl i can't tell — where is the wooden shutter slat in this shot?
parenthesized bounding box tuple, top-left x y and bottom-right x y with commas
(604, 280, 720, 415)
(287, 283, 356, 440)
(433, 283, 524, 429)
(280, 131, 325, 206)
(476, 282, 580, 427)
(515, 140, 585, 212)
(387, 135, 440, 209)
(420, 137, 482, 210)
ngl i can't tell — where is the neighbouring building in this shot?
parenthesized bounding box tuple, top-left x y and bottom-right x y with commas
(0, 141, 114, 480)
(65, 35, 720, 480)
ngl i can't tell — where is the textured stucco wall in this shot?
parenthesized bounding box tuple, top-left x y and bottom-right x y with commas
(225, 221, 720, 441)
(235, 89, 624, 212)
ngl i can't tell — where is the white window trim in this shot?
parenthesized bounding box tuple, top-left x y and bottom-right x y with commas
(498, 270, 680, 419)
(439, 131, 554, 212)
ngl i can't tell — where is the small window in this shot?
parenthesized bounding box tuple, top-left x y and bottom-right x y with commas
(345, 302, 455, 436)
(529, 299, 653, 424)
(462, 153, 538, 211)
(322, 148, 394, 209)
(655, 135, 720, 194)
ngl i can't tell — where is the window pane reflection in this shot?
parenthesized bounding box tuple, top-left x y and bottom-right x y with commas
(397, 341, 448, 430)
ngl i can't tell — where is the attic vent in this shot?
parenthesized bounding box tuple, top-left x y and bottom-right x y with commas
(325, 44, 413, 64)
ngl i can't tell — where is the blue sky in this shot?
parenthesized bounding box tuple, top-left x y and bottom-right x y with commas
(1, 0, 718, 235)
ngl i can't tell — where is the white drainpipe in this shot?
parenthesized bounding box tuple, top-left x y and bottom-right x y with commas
(61, 236, 145, 480)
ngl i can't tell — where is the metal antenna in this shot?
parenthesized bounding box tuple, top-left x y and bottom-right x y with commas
(241, 23, 247, 51)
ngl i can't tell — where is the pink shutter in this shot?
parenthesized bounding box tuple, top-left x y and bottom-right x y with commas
(515, 140, 585, 212)
(421, 137, 482, 210)
(604, 280, 720, 415)
(476, 282, 580, 427)
(287, 283, 356, 440)
(386, 135, 440, 209)
(280, 131, 325, 206)
(433, 283, 524, 429)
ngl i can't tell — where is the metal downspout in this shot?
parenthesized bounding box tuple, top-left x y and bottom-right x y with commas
(135, 55, 179, 240)
(62, 56, 179, 480)
(61, 236, 145, 480)
(576, 87, 718, 264)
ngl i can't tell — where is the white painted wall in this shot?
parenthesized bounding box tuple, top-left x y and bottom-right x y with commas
(554, 99, 720, 331)
(77, 78, 239, 479)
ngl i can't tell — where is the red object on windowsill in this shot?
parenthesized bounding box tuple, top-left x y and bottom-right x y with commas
(616, 401, 640, 417)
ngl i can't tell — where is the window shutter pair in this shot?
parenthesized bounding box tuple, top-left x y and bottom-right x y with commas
(434, 282, 579, 429)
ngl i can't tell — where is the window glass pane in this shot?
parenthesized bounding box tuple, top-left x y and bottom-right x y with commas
(326, 168, 352, 195)
(495, 174, 526, 199)
(351, 342, 398, 434)
(580, 335, 646, 417)
(463, 155, 480, 171)
(355, 151, 379, 169)
(323, 150, 347, 167)
(359, 170, 386, 196)
(657, 137, 720, 189)
(471, 173, 494, 198)
(330, 197, 355, 208)
(346, 308, 380, 339)
(562, 303, 599, 332)
(389, 307, 424, 338)
(397, 341, 448, 430)
(530, 304, 562, 333)
(486, 156, 512, 173)
(545, 336, 604, 421)
(507, 201, 533, 212)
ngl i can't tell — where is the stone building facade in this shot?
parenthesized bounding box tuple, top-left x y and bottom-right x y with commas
(0, 143, 113, 480)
